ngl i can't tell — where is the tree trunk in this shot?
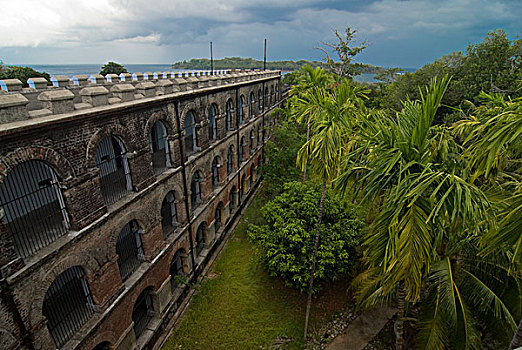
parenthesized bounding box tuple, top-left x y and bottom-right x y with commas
(509, 319, 522, 350)
(303, 181, 327, 340)
(303, 119, 310, 183)
(395, 285, 405, 350)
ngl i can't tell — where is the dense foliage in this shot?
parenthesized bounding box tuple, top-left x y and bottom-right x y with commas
(0, 65, 50, 87)
(172, 57, 323, 71)
(248, 181, 363, 293)
(259, 118, 305, 197)
(375, 30, 522, 123)
(99, 61, 128, 75)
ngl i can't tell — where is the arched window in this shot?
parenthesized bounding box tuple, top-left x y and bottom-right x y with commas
(191, 172, 202, 209)
(170, 249, 185, 290)
(240, 176, 245, 198)
(161, 191, 178, 238)
(195, 223, 206, 256)
(229, 186, 237, 212)
(238, 95, 245, 124)
(264, 87, 269, 110)
(215, 202, 223, 232)
(249, 130, 255, 154)
(249, 92, 255, 118)
(150, 121, 170, 174)
(42, 266, 94, 348)
(208, 104, 218, 142)
(0, 160, 69, 258)
(239, 137, 245, 163)
(257, 125, 261, 147)
(250, 164, 255, 186)
(132, 287, 154, 339)
(95, 135, 132, 205)
(116, 220, 144, 281)
(212, 157, 220, 189)
(270, 86, 274, 106)
(227, 145, 234, 175)
(184, 111, 197, 156)
(257, 89, 262, 113)
(226, 99, 233, 131)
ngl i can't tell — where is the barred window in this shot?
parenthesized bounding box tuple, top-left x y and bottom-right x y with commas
(257, 89, 262, 113)
(42, 266, 94, 348)
(191, 172, 202, 210)
(239, 95, 245, 124)
(95, 135, 132, 205)
(116, 220, 144, 281)
(170, 249, 185, 290)
(208, 104, 218, 142)
(211, 157, 220, 189)
(239, 137, 246, 163)
(227, 145, 234, 175)
(249, 92, 255, 118)
(249, 130, 255, 154)
(226, 99, 233, 131)
(195, 222, 206, 256)
(132, 287, 154, 338)
(184, 111, 197, 156)
(215, 202, 223, 232)
(229, 186, 237, 212)
(150, 121, 170, 175)
(161, 191, 178, 238)
(0, 160, 69, 258)
(257, 125, 261, 146)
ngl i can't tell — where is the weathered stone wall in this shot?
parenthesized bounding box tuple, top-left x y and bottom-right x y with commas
(0, 70, 282, 350)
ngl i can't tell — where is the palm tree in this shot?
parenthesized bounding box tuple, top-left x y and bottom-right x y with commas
(453, 92, 522, 349)
(339, 76, 518, 349)
(291, 65, 333, 182)
(296, 79, 367, 339)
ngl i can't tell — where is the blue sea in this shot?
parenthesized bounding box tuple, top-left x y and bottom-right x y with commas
(13, 64, 417, 83)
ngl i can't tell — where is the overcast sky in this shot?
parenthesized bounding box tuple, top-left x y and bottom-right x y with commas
(1, 0, 521, 68)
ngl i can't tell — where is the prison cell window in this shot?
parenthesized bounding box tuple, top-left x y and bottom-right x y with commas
(208, 104, 218, 142)
(226, 99, 233, 131)
(161, 191, 178, 239)
(239, 137, 246, 163)
(238, 95, 245, 124)
(257, 89, 262, 113)
(211, 157, 220, 189)
(0, 160, 69, 258)
(249, 130, 255, 155)
(249, 92, 255, 118)
(195, 222, 206, 256)
(190, 172, 202, 210)
(184, 111, 197, 157)
(170, 249, 185, 290)
(116, 220, 144, 281)
(132, 287, 154, 339)
(229, 186, 237, 212)
(227, 145, 234, 175)
(150, 121, 170, 175)
(42, 266, 95, 348)
(214, 202, 223, 232)
(95, 135, 132, 205)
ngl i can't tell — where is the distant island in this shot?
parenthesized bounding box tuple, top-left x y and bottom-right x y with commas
(171, 57, 393, 75)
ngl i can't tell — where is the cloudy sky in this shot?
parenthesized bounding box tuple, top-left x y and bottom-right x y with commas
(1, 0, 521, 68)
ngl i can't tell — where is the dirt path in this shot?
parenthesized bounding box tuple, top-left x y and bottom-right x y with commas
(326, 307, 396, 350)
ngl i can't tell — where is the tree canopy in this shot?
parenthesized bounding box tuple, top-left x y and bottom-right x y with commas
(99, 61, 128, 75)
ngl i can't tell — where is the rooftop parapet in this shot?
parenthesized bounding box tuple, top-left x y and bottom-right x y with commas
(51, 76, 70, 87)
(0, 70, 281, 126)
(0, 79, 23, 92)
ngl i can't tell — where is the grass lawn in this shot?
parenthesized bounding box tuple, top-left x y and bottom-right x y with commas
(162, 186, 354, 350)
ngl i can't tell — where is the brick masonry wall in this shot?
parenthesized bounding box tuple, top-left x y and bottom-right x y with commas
(0, 74, 281, 350)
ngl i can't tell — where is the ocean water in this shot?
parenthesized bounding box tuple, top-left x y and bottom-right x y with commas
(26, 64, 180, 77)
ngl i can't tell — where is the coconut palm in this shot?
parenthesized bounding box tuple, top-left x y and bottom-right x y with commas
(296, 79, 368, 338)
(339, 76, 519, 349)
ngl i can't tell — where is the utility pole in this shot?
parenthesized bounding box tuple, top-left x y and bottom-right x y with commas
(263, 39, 267, 71)
(210, 41, 214, 75)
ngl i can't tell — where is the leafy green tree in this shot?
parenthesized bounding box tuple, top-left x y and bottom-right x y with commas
(316, 27, 367, 81)
(259, 119, 306, 197)
(0, 65, 50, 87)
(340, 76, 519, 349)
(99, 61, 128, 75)
(248, 181, 362, 292)
(296, 79, 368, 338)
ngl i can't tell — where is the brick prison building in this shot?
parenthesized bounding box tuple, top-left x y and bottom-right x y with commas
(0, 70, 281, 349)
